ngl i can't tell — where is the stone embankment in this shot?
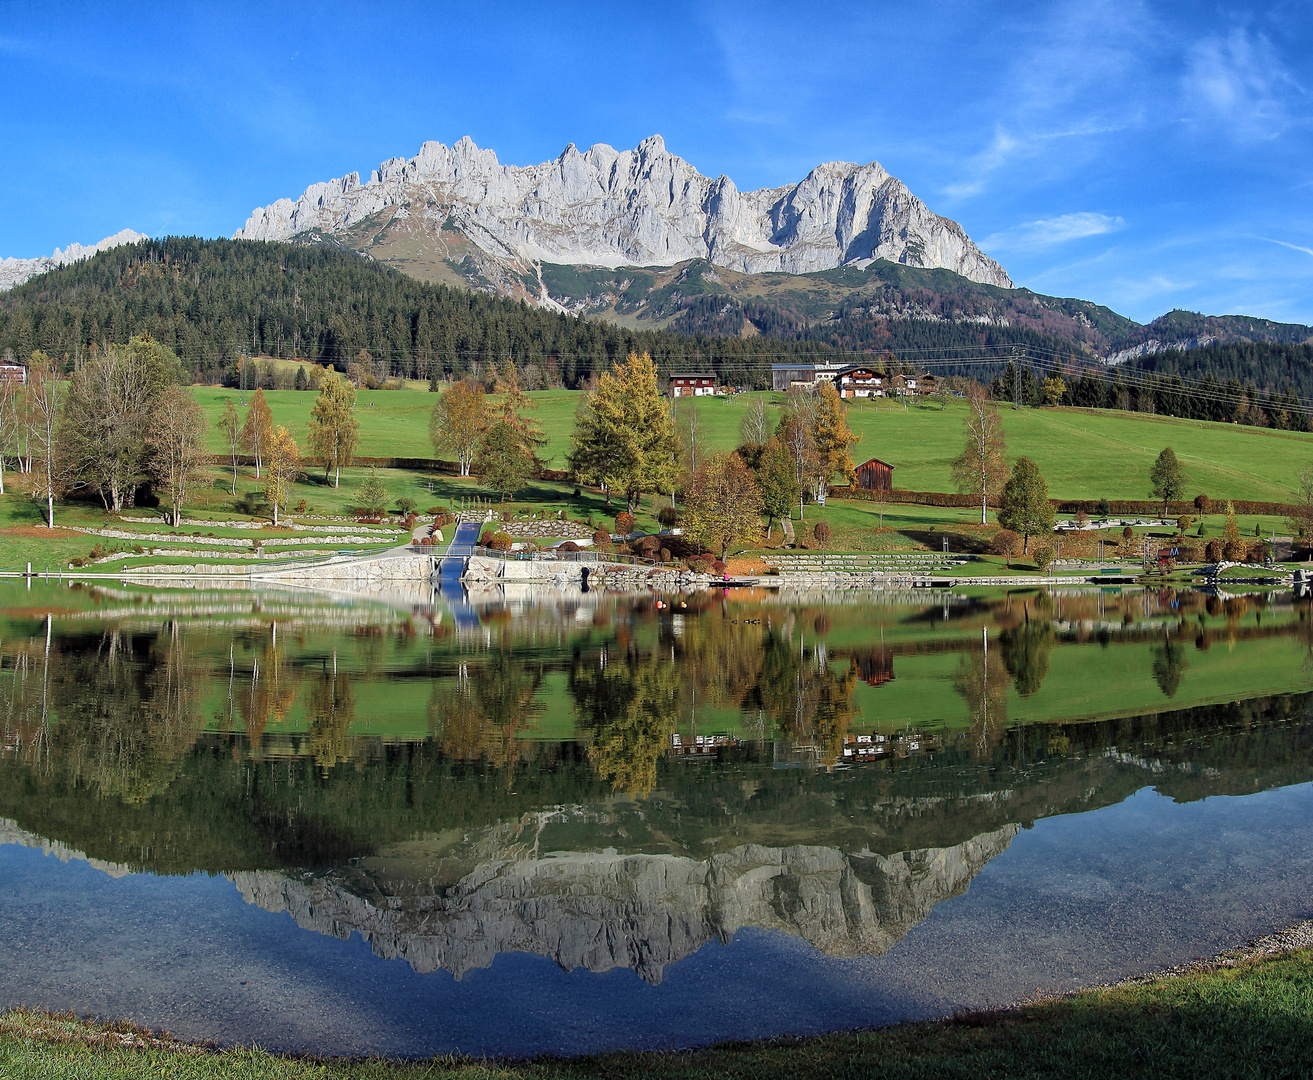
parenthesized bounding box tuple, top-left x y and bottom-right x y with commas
(255, 554, 437, 588)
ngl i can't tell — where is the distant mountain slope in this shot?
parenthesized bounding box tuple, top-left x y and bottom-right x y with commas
(0, 237, 839, 387)
(0, 229, 147, 291)
(1107, 310, 1313, 364)
(1126, 339, 1313, 401)
(234, 135, 1012, 290)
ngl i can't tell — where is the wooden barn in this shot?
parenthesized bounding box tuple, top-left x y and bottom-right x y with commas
(854, 457, 895, 492)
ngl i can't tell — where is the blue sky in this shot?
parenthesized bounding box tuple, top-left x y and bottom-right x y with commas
(1, 0, 1310, 325)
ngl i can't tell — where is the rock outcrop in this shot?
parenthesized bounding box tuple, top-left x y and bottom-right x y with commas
(0, 229, 147, 292)
(230, 823, 1018, 984)
(235, 136, 1011, 287)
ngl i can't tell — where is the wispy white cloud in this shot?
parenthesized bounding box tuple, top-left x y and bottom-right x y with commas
(1255, 236, 1313, 258)
(1182, 27, 1306, 142)
(983, 212, 1124, 252)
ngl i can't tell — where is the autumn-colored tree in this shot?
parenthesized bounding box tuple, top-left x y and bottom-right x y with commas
(262, 425, 299, 526)
(1221, 501, 1246, 561)
(755, 436, 801, 537)
(951, 386, 1008, 525)
(801, 382, 859, 500)
(997, 456, 1054, 553)
(60, 334, 180, 512)
(241, 388, 273, 479)
(684, 452, 764, 560)
(217, 400, 240, 495)
(493, 359, 546, 462)
(478, 419, 533, 503)
(148, 387, 209, 527)
(567, 353, 677, 511)
(1149, 447, 1186, 515)
(1041, 374, 1067, 406)
(305, 372, 359, 487)
(429, 381, 487, 477)
(776, 411, 821, 520)
(356, 467, 389, 521)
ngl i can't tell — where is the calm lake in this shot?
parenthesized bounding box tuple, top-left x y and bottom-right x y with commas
(1, 579, 1311, 1057)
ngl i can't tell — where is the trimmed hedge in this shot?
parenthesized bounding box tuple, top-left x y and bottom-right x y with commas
(209, 454, 569, 481)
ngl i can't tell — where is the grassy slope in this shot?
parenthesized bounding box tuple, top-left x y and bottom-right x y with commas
(2, 948, 1312, 1078)
(195, 388, 1313, 503)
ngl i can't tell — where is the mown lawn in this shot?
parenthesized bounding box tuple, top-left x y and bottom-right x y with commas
(3, 947, 1312, 1078)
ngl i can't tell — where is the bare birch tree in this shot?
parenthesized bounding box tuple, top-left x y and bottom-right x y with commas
(149, 387, 209, 527)
(951, 385, 1008, 525)
(217, 399, 240, 495)
(26, 355, 61, 527)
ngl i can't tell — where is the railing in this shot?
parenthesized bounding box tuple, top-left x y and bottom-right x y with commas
(413, 545, 664, 569)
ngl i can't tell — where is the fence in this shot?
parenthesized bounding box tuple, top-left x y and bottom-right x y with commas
(830, 486, 1300, 517)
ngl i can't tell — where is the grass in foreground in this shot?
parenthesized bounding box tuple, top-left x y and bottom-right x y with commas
(3, 948, 1312, 1078)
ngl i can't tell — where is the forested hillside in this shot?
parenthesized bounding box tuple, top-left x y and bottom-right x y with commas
(1126, 341, 1313, 402)
(0, 238, 840, 388)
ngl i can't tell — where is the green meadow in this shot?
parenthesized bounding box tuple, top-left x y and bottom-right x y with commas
(193, 387, 1313, 504)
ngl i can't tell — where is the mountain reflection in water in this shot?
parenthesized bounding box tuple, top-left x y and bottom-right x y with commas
(1, 581, 1312, 986)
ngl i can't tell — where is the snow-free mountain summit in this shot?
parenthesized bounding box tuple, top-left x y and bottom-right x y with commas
(235, 135, 1012, 290)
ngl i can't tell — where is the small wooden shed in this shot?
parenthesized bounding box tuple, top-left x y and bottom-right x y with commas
(854, 457, 895, 492)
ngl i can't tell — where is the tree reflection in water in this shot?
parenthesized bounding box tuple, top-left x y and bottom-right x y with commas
(954, 632, 1010, 759)
(429, 652, 540, 773)
(1152, 633, 1189, 698)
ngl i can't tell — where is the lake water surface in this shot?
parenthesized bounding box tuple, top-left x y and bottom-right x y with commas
(0, 579, 1310, 1057)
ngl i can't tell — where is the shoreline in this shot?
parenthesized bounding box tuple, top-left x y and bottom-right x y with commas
(5, 917, 1313, 1069)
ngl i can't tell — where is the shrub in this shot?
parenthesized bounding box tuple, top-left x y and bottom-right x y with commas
(991, 529, 1021, 563)
(132, 544, 144, 555)
(634, 535, 661, 556)
(69, 557, 85, 568)
(1074, 511, 1090, 528)
(559, 541, 581, 553)
(418, 536, 431, 546)
(1205, 539, 1223, 562)
(711, 560, 728, 575)
(295, 499, 308, 513)
(615, 511, 635, 534)
(813, 522, 831, 548)
(1032, 542, 1054, 572)
(592, 528, 612, 549)
(396, 497, 418, 516)
(1177, 516, 1193, 534)
(488, 532, 514, 551)
(657, 506, 679, 528)
(1122, 526, 1135, 543)
(658, 547, 671, 562)
(427, 506, 450, 516)
(479, 530, 497, 547)
(1223, 536, 1247, 561)
(1247, 540, 1270, 563)
(1097, 498, 1111, 518)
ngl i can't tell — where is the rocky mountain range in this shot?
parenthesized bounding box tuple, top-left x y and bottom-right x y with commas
(233, 135, 1013, 298)
(0, 228, 146, 292)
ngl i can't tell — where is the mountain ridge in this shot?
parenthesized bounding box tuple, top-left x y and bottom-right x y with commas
(0, 228, 146, 291)
(234, 134, 1013, 289)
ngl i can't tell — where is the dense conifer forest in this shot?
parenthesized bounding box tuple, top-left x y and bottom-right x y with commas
(0, 238, 839, 388)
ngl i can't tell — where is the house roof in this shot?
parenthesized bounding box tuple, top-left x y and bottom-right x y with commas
(669, 372, 717, 380)
(856, 457, 896, 470)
